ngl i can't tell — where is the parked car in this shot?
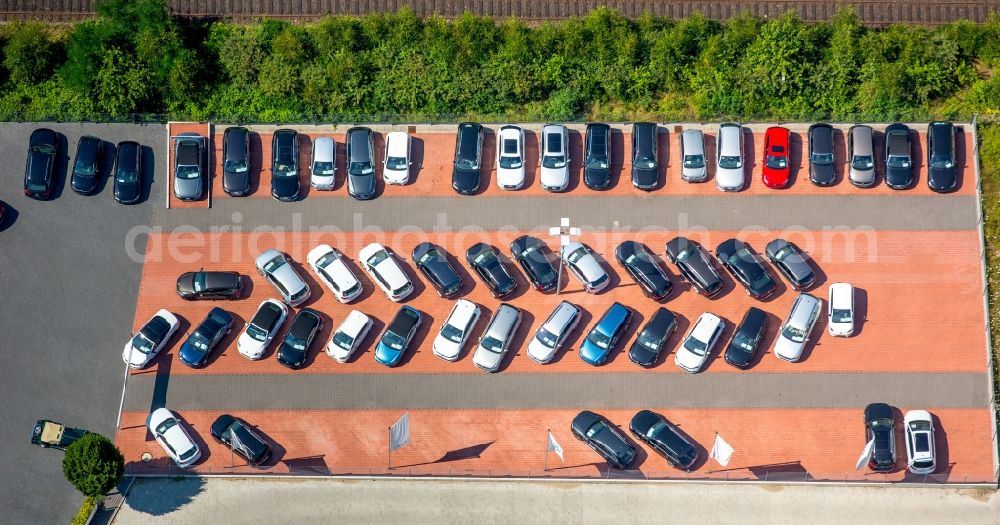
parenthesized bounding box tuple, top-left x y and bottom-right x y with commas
(433, 299, 481, 361)
(255, 249, 311, 307)
(539, 124, 570, 192)
(864, 403, 897, 472)
(412, 242, 464, 298)
(327, 310, 373, 363)
(222, 126, 251, 196)
(31, 420, 89, 450)
(174, 132, 205, 201)
(628, 307, 678, 368)
(580, 303, 632, 366)
(675, 312, 724, 373)
(716, 122, 745, 191)
(761, 126, 790, 189)
(148, 408, 201, 468)
(665, 237, 723, 298)
(122, 309, 179, 368)
(473, 304, 522, 372)
(307, 244, 363, 303)
(848, 125, 876, 187)
(452, 122, 483, 195)
(310, 136, 336, 190)
(276, 308, 323, 369)
(466, 243, 518, 299)
(270, 129, 300, 202)
(715, 238, 776, 300)
(903, 410, 936, 475)
(765, 239, 816, 291)
(383, 131, 412, 185)
(680, 129, 707, 182)
(615, 241, 672, 301)
(884, 123, 914, 190)
(724, 307, 768, 369)
(629, 410, 698, 470)
(827, 282, 855, 337)
(176, 271, 243, 300)
(527, 301, 581, 364)
(375, 306, 422, 367)
(113, 141, 143, 204)
(346, 126, 376, 199)
(571, 410, 637, 469)
(510, 235, 559, 293)
(237, 299, 288, 360)
(631, 122, 659, 190)
(359, 243, 413, 302)
(70, 135, 103, 195)
(496, 125, 525, 190)
(23, 128, 57, 199)
(561, 241, 609, 293)
(584, 123, 612, 190)
(927, 121, 957, 193)
(210, 414, 272, 466)
(807, 123, 836, 186)
(774, 293, 821, 362)
(178, 307, 234, 368)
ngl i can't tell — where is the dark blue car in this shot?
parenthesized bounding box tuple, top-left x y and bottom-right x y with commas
(580, 303, 632, 366)
(375, 306, 422, 367)
(179, 307, 234, 368)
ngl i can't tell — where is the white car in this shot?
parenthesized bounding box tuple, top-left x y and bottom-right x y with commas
(539, 124, 570, 192)
(327, 310, 373, 363)
(526, 301, 581, 364)
(716, 122, 745, 191)
(147, 408, 201, 469)
(307, 244, 363, 303)
(255, 249, 311, 307)
(122, 309, 179, 369)
(827, 282, 855, 337)
(432, 299, 481, 361)
(310, 137, 336, 190)
(562, 241, 610, 293)
(774, 293, 822, 362)
(496, 125, 525, 190)
(237, 299, 289, 360)
(674, 312, 724, 373)
(358, 243, 413, 302)
(382, 131, 411, 185)
(903, 410, 937, 474)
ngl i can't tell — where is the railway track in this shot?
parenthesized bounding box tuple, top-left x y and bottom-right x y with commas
(0, 0, 997, 26)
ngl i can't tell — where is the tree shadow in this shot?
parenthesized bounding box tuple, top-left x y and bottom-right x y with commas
(121, 476, 206, 517)
(0, 202, 19, 232)
(394, 441, 496, 469)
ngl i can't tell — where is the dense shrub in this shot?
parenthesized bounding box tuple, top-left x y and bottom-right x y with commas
(62, 433, 125, 498)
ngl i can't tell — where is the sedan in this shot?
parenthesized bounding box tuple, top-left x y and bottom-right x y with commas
(527, 301, 581, 364)
(665, 237, 723, 298)
(359, 243, 413, 302)
(148, 408, 201, 468)
(764, 239, 816, 291)
(615, 241, 672, 301)
(807, 123, 836, 186)
(222, 126, 251, 196)
(584, 123, 612, 190)
(761, 126, 790, 189)
(628, 307, 678, 368)
(307, 244, 363, 303)
(173, 132, 205, 201)
(580, 303, 632, 366)
(210, 414, 272, 466)
(715, 239, 776, 300)
(674, 312, 724, 373)
(561, 241, 609, 293)
(276, 308, 323, 369)
(631, 122, 659, 190)
(178, 307, 234, 368)
(24, 128, 57, 199)
(326, 310, 373, 363)
(113, 141, 143, 204)
(629, 410, 698, 470)
(884, 123, 914, 190)
(865, 403, 896, 472)
(310, 136, 336, 190)
(270, 129, 300, 201)
(539, 124, 570, 192)
(70, 135, 103, 195)
(433, 299, 481, 362)
(122, 309, 180, 369)
(237, 299, 288, 360)
(452, 122, 483, 195)
(827, 282, 855, 337)
(255, 249, 311, 307)
(466, 243, 518, 299)
(412, 242, 464, 298)
(571, 411, 637, 469)
(383, 131, 412, 185)
(724, 307, 768, 369)
(496, 125, 525, 190)
(510, 235, 559, 293)
(903, 410, 936, 475)
(927, 121, 957, 193)
(375, 306, 422, 367)
(176, 271, 243, 300)
(346, 126, 376, 199)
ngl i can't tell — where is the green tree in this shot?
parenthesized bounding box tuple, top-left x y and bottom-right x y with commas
(2, 22, 58, 86)
(94, 47, 150, 116)
(62, 433, 124, 498)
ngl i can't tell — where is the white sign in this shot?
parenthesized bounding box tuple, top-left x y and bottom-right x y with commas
(389, 413, 410, 452)
(547, 432, 564, 462)
(710, 433, 735, 467)
(855, 438, 875, 471)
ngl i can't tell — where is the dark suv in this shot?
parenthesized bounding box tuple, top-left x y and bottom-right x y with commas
(222, 126, 251, 196)
(24, 128, 58, 199)
(271, 129, 300, 202)
(412, 242, 464, 298)
(510, 235, 559, 293)
(884, 123, 913, 190)
(631, 122, 658, 190)
(346, 126, 376, 200)
(927, 121, 957, 193)
(864, 403, 897, 472)
(584, 123, 612, 190)
(724, 307, 768, 368)
(629, 410, 698, 470)
(452, 122, 483, 195)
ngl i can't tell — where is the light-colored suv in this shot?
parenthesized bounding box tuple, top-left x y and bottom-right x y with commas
(674, 312, 724, 373)
(148, 408, 201, 469)
(310, 137, 336, 190)
(539, 124, 570, 192)
(827, 282, 854, 337)
(433, 299, 481, 361)
(358, 243, 413, 302)
(496, 125, 525, 190)
(562, 241, 609, 293)
(383, 131, 412, 185)
(527, 301, 581, 364)
(774, 293, 822, 362)
(473, 304, 522, 372)
(238, 299, 289, 360)
(903, 410, 936, 474)
(715, 123, 744, 191)
(326, 310, 373, 363)
(680, 129, 707, 182)
(307, 244, 363, 303)
(255, 249, 311, 306)
(848, 125, 875, 187)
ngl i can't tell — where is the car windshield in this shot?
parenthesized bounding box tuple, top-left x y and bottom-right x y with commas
(383, 331, 405, 351)
(718, 155, 741, 169)
(189, 333, 210, 351)
(886, 155, 910, 169)
(536, 327, 559, 348)
(155, 418, 177, 435)
(116, 170, 138, 183)
(542, 155, 567, 169)
(646, 420, 668, 438)
(499, 156, 523, 170)
(313, 161, 334, 175)
(474, 250, 498, 267)
(853, 155, 875, 170)
(246, 324, 268, 342)
(28, 182, 48, 192)
(386, 157, 407, 171)
(637, 331, 661, 350)
(683, 155, 705, 169)
(176, 165, 200, 179)
(765, 155, 787, 169)
(566, 247, 588, 264)
(192, 273, 208, 292)
(587, 330, 611, 350)
(367, 250, 389, 267)
(586, 155, 608, 169)
(930, 154, 953, 169)
(418, 250, 439, 265)
(676, 247, 696, 262)
(262, 255, 286, 273)
(634, 156, 656, 169)
(332, 330, 355, 351)
(225, 159, 248, 173)
(130, 333, 155, 354)
(441, 323, 465, 344)
(585, 420, 608, 439)
(74, 158, 94, 175)
(179, 446, 198, 460)
(350, 161, 374, 174)
(832, 308, 852, 323)
(31, 144, 55, 155)
(287, 335, 307, 351)
(774, 246, 794, 261)
(811, 153, 834, 165)
(731, 332, 755, 352)
(274, 162, 297, 177)
(481, 336, 503, 353)
(782, 325, 807, 343)
(683, 336, 707, 356)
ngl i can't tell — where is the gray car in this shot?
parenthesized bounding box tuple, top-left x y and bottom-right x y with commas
(255, 249, 311, 307)
(680, 129, 707, 182)
(473, 304, 522, 372)
(715, 123, 744, 191)
(346, 127, 376, 200)
(848, 125, 875, 187)
(173, 132, 205, 200)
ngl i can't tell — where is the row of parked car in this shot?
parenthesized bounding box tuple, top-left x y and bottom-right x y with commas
(22, 129, 146, 202)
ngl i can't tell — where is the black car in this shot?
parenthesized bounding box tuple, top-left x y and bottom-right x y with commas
(628, 307, 678, 368)
(412, 242, 464, 298)
(31, 420, 89, 450)
(884, 123, 913, 190)
(584, 123, 612, 190)
(629, 410, 698, 470)
(808, 123, 836, 186)
(510, 235, 559, 293)
(346, 126, 376, 200)
(113, 141, 143, 204)
(466, 243, 517, 299)
(615, 241, 673, 301)
(715, 239, 776, 300)
(724, 307, 768, 368)
(764, 239, 816, 291)
(24, 128, 57, 199)
(210, 414, 273, 466)
(176, 271, 243, 300)
(271, 129, 300, 202)
(864, 403, 897, 472)
(222, 126, 251, 196)
(927, 121, 957, 193)
(571, 410, 637, 470)
(276, 308, 323, 369)
(452, 122, 483, 195)
(631, 122, 658, 191)
(179, 307, 234, 368)
(664, 237, 723, 298)
(70, 135, 103, 195)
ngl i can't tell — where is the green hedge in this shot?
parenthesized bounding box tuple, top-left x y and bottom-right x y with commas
(0, 0, 998, 122)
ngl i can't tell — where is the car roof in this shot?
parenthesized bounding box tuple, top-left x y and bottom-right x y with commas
(385, 132, 409, 158)
(738, 307, 768, 333)
(598, 303, 630, 330)
(691, 313, 722, 340)
(930, 122, 953, 151)
(829, 282, 853, 309)
(681, 129, 704, 153)
(543, 125, 565, 153)
(348, 127, 372, 160)
(810, 124, 834, 151)
(224, 127, 247, 151)
(388, 306, 420, 333)
(458, 124, 481, 157)
(787, 293, 820, 326)
(338, 310, 370, 335)
(886, 127, 910, 155)
(645, 307, 677, 334)
(718, 123, 742, 156)
(765, 126, 789, 147)
(485, 304, 520, 338)
(633, 123, 656, 155)
(544, 301, 579, 331)
(313, 137, 335, 162)
(446, 299, 479, 327)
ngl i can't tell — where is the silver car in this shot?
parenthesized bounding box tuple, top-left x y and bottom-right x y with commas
(561, 241, 609, 293)
(310, 137, 336, 190)
(848, 125, 875, 187)
(173, 132, 204, 200)
(774, 293, 822, 362)
(255, 249, 311, 307)
(473, 304, 522, 372)
(526, 301, 581, 364)
(539, 124, 570, 192)
(680, 129, 707, 182)
(715, 123, 744, 191)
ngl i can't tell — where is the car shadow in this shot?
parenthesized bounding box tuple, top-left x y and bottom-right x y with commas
(870, 129, 886, 188)
(394, 256, 428, 304)
(245, 423, 287, 467)
(349, 315, 384, 364)
(953, 126, 967, 192)
(393, 309, 435, 368)
(172, 411, 213, 466)
(238, 275, 255, 299)
(87, 140, 117, 196)
(0, 202, 19, 232)
(296, 132, 314, 200)
(246, 131, 264, 196)
(599, 308, 643, 366)
(521, 129, 539, 191)
(407, 136, 425, 186)
(795, 302, 826, 364)
(287, 259, 325, 309)
(339, 256, 377, 303)
(564, 128, 584, 193)
(446, 250, 477, 300)
(655, 125, 670, 191)
(495, 251, 529, 301)
(744, 311, 784, 369)
(148, 351, 175, 415)
(758, 268, 788, 304)
(666, 419, 710, 472)
(135, 145, 156, 205)
(606, 127, 626, 190)
(702, 313, 733, 372)
(46, 131, 71, 200)
(473, 128, 495, 195)
(786, 131, 803, 188)
(702, 132, 717, 185)
(828, 127, 848, 187)
(203, 311, 246, 368)
(300, 310, 332, 369)
(852, 286, 868, 337)
(649, 311, 689, 369)
(739, 128, 755, 192)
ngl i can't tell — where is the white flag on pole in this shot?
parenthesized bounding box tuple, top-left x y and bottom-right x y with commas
(547, 432, 564, 462)
(855, 438, 875, 471)
(710, 433, 735, 467)
(389, 413, 410, 452)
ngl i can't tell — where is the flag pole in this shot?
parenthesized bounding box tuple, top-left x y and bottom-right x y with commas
(387, 426, 391, 470)
(544, 429, 550, 472)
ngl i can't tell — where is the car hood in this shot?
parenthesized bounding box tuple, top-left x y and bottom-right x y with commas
(122, 341, 152, 367)
(474, 347, 503, 370)
(224, 170, 250, 194)
(579, 339, 608, 365)
(272, 174, 300, 198)
(540, 166, 569, 190)
(349, 172, 376, 196)
(527, 338, 556, 363)
(774, 335, 804, 361)
(629, 343, 657, 366)
(928, 168, 956, 191)
(675, 346, 706, 371)
(116, 181, 140, 202)
(810, 163, 835, 184)
(237, 332, 267, 359)
(632, 167, 657, 187)
(375, 341, 403, 366)
(174, 177, 202, 199)
(885, 166, 913, 188)
(850, 166, 876, 184)
(716, 166, 743, 189)
(383, 166, 408, 184)
(179, 341, 207, 366)
(277, 342, 306, 366)
(453, 168, 480, 192)
(682, 165, 707, 180)
(433, 336, 462, 360)
(725, 343, 753, 367)
(496, 166, 525, 187)
(585, 166, 610, 188)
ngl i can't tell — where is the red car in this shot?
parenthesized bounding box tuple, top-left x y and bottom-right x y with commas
(762, 126, 791, 188)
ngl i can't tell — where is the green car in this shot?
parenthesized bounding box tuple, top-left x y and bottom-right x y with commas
(30, 420, 89, 450)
